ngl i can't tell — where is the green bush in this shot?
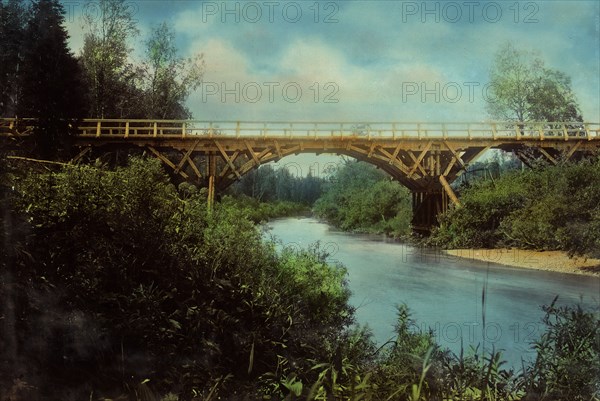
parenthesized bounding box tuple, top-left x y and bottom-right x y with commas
(522, 300, 600, 401)
(430, 159, 600, 257)
(0, 157, 351, 400)
(314, 161, 412, 237)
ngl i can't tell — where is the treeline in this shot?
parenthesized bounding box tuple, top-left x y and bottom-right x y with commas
(0, 0, 201, 156)
(453, 150, 523, 188)
(229, 164, 323, 205)
(1, 157, 598, 400)
(314, 160, 413, 237)
(429, 158, 600, 258)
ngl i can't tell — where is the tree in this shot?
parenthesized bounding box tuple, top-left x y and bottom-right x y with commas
(314, 160, 412, 236)
(80, 0, 140, 118)
(486, 43, 583, 123)
(142, 22, 204, 119)
(17, 0, 86, 157)
(0, 0, 26, 116)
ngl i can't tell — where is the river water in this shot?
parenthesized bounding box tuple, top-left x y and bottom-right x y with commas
(264, 217, 600, 369)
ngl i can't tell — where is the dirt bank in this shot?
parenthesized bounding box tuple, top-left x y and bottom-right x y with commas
(445, 248, 600, 277)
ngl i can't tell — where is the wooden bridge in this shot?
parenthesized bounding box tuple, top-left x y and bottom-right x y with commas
(2, 118, 599, 232)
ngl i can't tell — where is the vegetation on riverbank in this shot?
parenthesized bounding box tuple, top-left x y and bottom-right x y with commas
(220, 194, 310, 223)
(429, 158, 600, 258)
(1, 157, 599, 400)
(0, 157, 350, 399)
(314, 160, 412, 237)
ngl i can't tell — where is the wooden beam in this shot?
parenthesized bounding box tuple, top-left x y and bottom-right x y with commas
(186, 156, 203, 180)
(219, 150, 240, 178)
(564, 141, 582, 161)
(516, 150, 534, 168)
(274, 140, 282, 159)
(443, 141, 467, 170)
(391, 142, 403, 160)
(376, 147, 411, 175)
(7, 155, 73, 167)
(148, 147, 189, 179)
(439, 175, 460, 206)
(408, 141, 432, 176)
(462, 145, 491, 166)
(70, 147, 91, 164)
(215, 141, 241, 178)
(537, 147, 558, 165)
(245, 141, 260, 165)
(175, 140, 200, 173)
(367, 143, 377, 158)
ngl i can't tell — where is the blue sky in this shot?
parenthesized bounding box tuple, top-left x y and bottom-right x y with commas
(63, 0, 600, 123)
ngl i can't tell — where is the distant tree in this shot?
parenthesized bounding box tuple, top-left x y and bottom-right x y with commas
(314, 160, 412, 236)
(231, 165, 324, 205)
(0, 0, 27, 116)
(80, 0, 141, 118)
(240, 165, 277, 201)
(297, 170, 323, 204)
(17, 0, 86, 157)
(141, 22, 204, 119)
(487, 43, 583, 123)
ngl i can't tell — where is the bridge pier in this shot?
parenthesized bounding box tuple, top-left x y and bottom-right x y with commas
(411, 189, 450, 234)
(207, 153, 217, 209)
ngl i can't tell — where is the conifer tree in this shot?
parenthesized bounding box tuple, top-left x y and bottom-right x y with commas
(17, 0, 86, 157)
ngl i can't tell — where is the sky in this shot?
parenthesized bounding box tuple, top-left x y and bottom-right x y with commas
(62, 0, 600, 173)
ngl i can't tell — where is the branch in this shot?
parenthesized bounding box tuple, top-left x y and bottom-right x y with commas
(6, 156, 74, 167)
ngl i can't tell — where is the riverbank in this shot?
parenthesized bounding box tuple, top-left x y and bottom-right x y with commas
(445, 248, 600, 276)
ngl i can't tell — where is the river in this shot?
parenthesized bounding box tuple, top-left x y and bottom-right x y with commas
(264, 216, 600, 369)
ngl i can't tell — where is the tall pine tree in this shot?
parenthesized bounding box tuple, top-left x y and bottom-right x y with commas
(17, 0, 86, 157)
(0, 0, 26, 117)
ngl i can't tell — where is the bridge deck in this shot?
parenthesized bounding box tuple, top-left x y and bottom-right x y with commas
(1, 118, 599, 142)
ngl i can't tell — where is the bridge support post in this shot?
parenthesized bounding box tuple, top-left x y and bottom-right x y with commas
(410, 189, 450, 234)
(207, 153, 216, 210)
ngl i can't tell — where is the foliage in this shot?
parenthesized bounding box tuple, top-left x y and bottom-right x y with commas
(0, 157, 352, 400)
(229, 164, 324, 206)
(142, 22, 204, 119)
(314, 160, 412, 237)
(430, 159, 600, 257)
(486, 42, 583, 123)
(262, 302, 598, 401)
(454, 150, 523, 188)
(14, 0, 87, 157)
(80, 0, 141, 118)
(0, 0, 27, 117)
(220, 194, 309, 223)
(1, 157, 599, 400)
(80, 2, 204, 119)
(522, 299, 600, 401)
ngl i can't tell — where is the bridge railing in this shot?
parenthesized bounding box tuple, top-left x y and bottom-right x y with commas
(1, 118, 599, 141)
(0, 118, 36, 136)
(74, 120, 600, 141)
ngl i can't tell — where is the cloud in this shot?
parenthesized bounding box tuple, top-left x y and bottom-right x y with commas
(63, 0, 599, 122)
